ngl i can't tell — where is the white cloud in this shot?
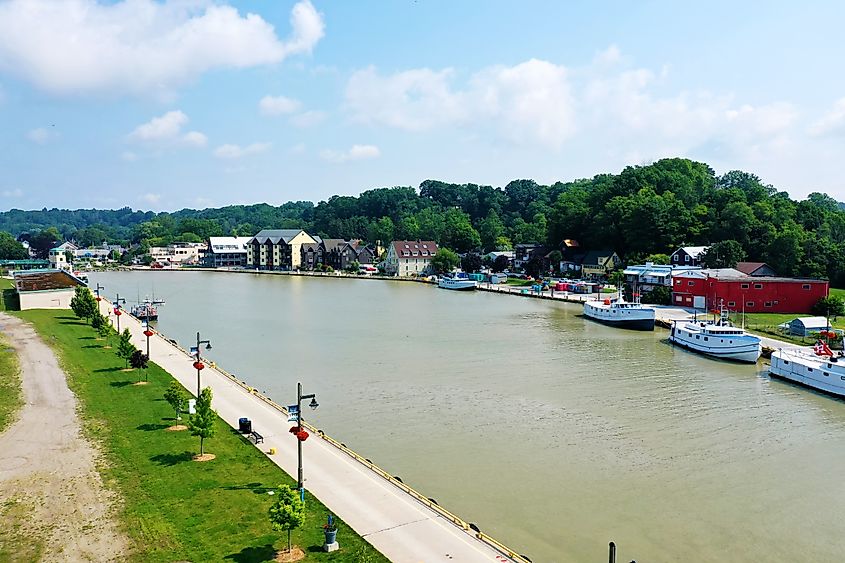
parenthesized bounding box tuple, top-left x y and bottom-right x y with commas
(259, 95, 302, 115)
(593, 44, 622, 66)
(346, 66, 465, 131)
(182, 131, 208, 147)
(809, 98, 845, 137)
(345, 54, 801, 156)
(0, 0, 324, 97)
(291, 110, 327, 127)
(320, 144, 380, 163)
(140, 193, 161, 204)
(27, 127, 58, 144)
(214, 142, 271, 159)
(1, 188, 23, 198)
(128, 110, 206, 147)
(345, 59, 575, 147)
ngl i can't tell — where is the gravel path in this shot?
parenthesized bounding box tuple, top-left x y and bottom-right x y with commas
(0, 312, 128, 562)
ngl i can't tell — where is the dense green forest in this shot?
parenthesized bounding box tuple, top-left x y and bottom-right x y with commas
(2, 158, 845, 285)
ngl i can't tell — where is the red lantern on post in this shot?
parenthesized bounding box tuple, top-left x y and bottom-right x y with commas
(143, 329, 154, 337)
(114, 309, 122, 316)
(193, 361, 205, 371)
(289, 426, 301, 434)
(96, 296, 102, 302)
(296, 430, 309, 442)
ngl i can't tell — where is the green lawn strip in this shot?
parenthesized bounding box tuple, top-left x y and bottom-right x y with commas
(504, 278, 534, 287)
(15, 309, 387, 563)
(830, 288, 845, 300)
(0, 332, 22, 433)
(728, 312, 844, 346)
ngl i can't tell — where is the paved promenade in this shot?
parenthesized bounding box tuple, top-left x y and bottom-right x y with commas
(99, 300, 522, 563)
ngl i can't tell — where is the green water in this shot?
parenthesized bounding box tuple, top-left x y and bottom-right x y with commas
(91, 270, 845, 562)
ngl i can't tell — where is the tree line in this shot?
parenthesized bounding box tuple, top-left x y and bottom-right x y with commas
(2, 158, 845, 285)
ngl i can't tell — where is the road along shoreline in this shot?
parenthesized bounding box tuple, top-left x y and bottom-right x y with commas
(100, 298, 532, 563)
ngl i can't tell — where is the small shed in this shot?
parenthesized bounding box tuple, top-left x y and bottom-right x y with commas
(788, 316, 830, 337)
(14, 269, 87, 310)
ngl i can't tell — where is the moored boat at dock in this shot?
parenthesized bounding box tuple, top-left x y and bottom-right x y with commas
(669, 306, 761, 363)
(438, 272, 477, 291)
(769, 341, 845, 397)
(583, 295, 655, 330)
(130, 300, 158, 321)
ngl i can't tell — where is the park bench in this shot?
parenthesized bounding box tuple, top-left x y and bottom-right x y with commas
(249, 430, 264, 444)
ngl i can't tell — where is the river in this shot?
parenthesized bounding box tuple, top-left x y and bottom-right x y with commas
(90, 270, 845, 562)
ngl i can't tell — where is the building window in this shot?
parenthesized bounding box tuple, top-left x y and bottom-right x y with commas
(764, 301, 772, 307)
(675, 295, 683, 302)
(802, 284, 811, 290)
(687, 281, 694, 286)
(754, 283, 763, 289)
(684, 255, 689, 262)
(741, 283, 750, 289)
(746, 301, 754, 307)
(675, 279, 681, 285)
(727, 301, 736, 307)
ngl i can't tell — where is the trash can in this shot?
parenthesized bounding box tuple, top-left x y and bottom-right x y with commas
(239, 418, 252, 434)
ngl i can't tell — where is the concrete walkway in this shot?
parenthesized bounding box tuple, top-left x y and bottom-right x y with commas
(100, 301, 522, 563)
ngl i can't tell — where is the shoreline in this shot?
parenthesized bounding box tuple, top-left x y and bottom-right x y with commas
(100, 296, 533, 563)
(120, 266, 798, 356)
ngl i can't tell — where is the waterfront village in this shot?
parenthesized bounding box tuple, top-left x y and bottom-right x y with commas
(3, 229, 837, 338)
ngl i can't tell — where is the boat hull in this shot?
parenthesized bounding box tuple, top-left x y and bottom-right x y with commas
(769, 351, 845, 398)
(583, 314, 655, 331)
(437, 279, 477, 291)
(668, 335, 760, 363)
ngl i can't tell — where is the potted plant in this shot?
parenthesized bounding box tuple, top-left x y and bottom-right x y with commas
(323, 513, 338, 545)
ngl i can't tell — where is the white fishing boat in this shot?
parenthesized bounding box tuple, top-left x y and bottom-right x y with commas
(669, 304, 761, 363)
(437, 271, 477, 291)
(131, 300, 158, 321)
(769, 338, 845, 398)
(583, 294, 655, 331)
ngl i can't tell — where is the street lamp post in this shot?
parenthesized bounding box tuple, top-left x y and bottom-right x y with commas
(113, 293, 126, 333)
(193, 332, 212, 397)
(295, 381, 319, 496)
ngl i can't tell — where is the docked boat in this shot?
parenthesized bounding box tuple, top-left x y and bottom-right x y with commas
(437, 272, 477, 291)
(131, 301, 158, 321)
(668, 307, 761, 363)
(769, 341, 845, 398)
(583, 295, 655, 331)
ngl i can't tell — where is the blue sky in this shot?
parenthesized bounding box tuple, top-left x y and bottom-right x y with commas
(1, 0, 844, 212)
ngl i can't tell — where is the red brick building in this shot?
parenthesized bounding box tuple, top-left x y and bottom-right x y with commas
(672, 272, 828, 313)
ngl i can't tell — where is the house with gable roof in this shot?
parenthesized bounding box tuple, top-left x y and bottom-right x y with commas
(670, 246, 709, 267)
(247, 229, 317, 270)
(384, 240, 439, 276)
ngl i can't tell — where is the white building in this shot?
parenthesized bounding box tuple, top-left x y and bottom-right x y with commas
(205, 236, 249, 268)
(384, 240, 439, 276)
(149, 242, 207, 266)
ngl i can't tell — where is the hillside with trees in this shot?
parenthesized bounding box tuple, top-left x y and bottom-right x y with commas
(2, 158, 844, 285)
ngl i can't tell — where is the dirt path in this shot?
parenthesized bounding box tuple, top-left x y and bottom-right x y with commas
(0, 312, 128, 562)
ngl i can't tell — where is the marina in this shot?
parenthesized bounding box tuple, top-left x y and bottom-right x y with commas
(90, 270, 845, 562)
(769, 345, 845, 397)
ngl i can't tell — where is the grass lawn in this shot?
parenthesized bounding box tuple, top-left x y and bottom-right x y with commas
(505, 278, 534, 287)
(0, 278, 22, 433)
(728, 311, 845, 346)
(0, 331, 22, 433)
(831, 288, 845, 300)
(15, 309, 387, 563)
